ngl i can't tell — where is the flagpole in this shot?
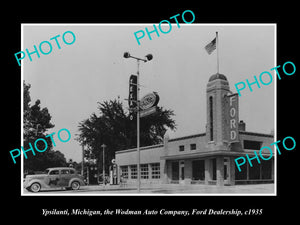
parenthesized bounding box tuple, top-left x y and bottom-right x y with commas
(216, 31, 219, 74)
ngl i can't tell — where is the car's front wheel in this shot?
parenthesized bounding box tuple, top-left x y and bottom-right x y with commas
(30, 182, 41, 193)
(71, 181, 80, 190)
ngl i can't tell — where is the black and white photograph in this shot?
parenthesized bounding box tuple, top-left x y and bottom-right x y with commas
(3, 4, 298, 224)
(21, 24, 275, 195)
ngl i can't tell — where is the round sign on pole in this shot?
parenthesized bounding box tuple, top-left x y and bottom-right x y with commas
(140, 92, 160, 110)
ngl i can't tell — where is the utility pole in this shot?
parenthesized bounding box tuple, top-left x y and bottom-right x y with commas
(101, 144, 106, 185)
(81, 144, 84, 176)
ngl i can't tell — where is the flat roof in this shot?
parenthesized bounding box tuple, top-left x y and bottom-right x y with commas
(116, 144, 164, 154)
(115, 131, 273, 154)
(239, 131, 273, 138)
(168, 133, 206, 142)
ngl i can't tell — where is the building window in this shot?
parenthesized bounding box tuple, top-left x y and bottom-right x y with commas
(243, 140, 262, 150)
(179, 145, 184, 151)
(120, 166, 128, 179)
(261, 160, 272, 179)
(130, 165, 137, 179)
(140, 164, 149, 179)
(235, 163, 247, 180)
(151, 163, 160, 179)
(209, 96, 213, 141)
(192, 160, 204, 180)
(212, 158, 216, 180)
(190, 143, 196, 150)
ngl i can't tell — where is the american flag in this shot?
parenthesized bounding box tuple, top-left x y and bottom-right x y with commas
(205, 37, 216, 55)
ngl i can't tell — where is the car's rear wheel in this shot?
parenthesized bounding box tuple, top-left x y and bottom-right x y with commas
(71, 181, 80, 190)
(30, 182, 41, 193)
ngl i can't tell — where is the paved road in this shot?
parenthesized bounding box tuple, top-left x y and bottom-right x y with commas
(23, 183, 275, 195)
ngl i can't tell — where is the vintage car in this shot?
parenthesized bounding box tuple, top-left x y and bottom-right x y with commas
(24, 167, 85, 193)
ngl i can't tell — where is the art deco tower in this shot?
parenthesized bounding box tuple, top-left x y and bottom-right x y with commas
(206, 73, 231, 149)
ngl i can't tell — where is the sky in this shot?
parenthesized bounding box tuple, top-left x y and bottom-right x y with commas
(22, 24, 275, 162)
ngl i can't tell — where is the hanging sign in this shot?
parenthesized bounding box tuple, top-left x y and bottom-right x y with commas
(140, 92, 160, 110)
(140, 106, 157, 118)
(128, 75, 137, 120)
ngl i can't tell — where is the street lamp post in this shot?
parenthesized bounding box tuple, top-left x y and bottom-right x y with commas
(123, 52, 153, 193)
(81, 144, 84, 176)
(35, 124, 40, 136)
(101, 144, 106, 185)
(81, 137, 87, 176)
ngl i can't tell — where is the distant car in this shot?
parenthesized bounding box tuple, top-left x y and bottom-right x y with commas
(24, 167, 85, 193)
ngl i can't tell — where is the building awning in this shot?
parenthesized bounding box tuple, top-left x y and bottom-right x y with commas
(160, 150, 272, 160)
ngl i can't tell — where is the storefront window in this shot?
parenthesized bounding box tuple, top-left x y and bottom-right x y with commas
(192, 160, 204, 180)
(141, 164, 149, 179)
(151, 163, 160, 179)
(120, 166, 128, 179)
(130, 165, 137, 179)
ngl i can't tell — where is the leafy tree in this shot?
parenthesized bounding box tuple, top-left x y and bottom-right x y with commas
(76, 99, 176, 171)
(23, 81, 67, 172)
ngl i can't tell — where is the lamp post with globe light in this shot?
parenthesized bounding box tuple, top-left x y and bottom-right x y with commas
(123, 52, 153, 192)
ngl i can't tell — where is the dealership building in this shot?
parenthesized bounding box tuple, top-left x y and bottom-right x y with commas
(115, 73, 274, 186)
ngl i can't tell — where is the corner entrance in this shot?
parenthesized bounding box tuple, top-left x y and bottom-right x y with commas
(169, 157, 234, 185)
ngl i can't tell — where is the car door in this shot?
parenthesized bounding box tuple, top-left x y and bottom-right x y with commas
(46, 169, 60, 187)
(59, 169, 71, 187)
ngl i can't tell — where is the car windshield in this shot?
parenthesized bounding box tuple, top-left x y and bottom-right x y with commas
(44, 169, 50, 174)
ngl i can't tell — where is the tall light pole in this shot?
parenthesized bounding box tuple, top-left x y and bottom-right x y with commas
(81, 144, 84, 176)
(123, 52, 153, 192)
(81, 137, 86, 176)
(101, 144, 106, 185)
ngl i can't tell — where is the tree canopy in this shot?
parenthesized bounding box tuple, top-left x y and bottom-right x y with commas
(23, 81, 67, 172)
(76, 99, 176, 168)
